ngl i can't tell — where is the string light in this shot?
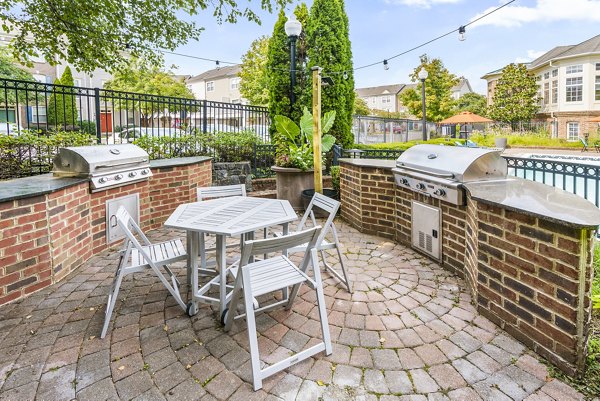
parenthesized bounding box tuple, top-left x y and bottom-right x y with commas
(458, 26, 466, 41)
(383, 60, 389, 71)
(343, 71, 349, 80)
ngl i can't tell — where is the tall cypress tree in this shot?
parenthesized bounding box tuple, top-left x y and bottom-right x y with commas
(47, 66, 79, 128)
(305, 0, 354, 148)
(266, 9, 291, 140)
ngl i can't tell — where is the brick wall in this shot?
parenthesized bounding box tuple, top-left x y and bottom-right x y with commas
(340, 163, 395, 239)
(0, 158, 211, 306)
(339, 160, 595, 375)
(472, 198, 593, 374)
(538, 111, 600, 139)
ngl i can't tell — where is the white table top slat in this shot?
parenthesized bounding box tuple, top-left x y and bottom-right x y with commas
(165, 196, 297, 236)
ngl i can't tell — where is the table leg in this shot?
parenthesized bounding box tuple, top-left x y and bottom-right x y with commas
(282, 222, 289, 301)
(187, 231, 200, 316)
(216, 234, 227, 316)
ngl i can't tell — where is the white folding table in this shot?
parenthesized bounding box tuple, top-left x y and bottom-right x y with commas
(165, 196, 297, 317)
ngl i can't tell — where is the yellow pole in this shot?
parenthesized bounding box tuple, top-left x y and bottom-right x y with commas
(312, 66, 323, 194)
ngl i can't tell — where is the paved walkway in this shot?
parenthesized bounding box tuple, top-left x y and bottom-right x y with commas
(0, 220, 585, 401)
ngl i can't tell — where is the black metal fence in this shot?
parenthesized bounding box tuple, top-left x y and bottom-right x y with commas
(0, 78, 271, 143)
(352, 115, 437, 144)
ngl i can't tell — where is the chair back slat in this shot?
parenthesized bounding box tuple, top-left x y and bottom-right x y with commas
(197, 184, 246, 201)
(240, 226, 321, 264)
(297, 192, 340, 245)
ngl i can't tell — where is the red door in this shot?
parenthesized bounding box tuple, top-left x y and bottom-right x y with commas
(100, 112, 113, 133)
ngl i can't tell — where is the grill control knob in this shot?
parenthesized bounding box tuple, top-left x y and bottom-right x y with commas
(416, 183, 426, 190)
(115, 174, 123, 181)
(98, 177, 107, 184)
(129, 171, 138, 178)
(141, 169, 149, 176)
(433, 188, 446, 196)
(401, 178, 409, 186)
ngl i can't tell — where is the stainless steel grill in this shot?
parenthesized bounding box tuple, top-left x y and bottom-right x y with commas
(392, 144, 507, 205)
(53, 144, 152, 192)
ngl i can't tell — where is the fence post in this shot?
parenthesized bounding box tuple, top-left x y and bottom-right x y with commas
(94, 88, 102, 144)
(202, 100, 208, 133)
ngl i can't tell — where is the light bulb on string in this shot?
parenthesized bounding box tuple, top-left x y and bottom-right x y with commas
(458, 26, 466, 41)
(343, 71, 349, 80)
(383, 60, 389, 71)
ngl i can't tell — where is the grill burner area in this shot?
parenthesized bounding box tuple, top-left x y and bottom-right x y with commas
(392, 144, 507, 205)
(53, 144, 152, 192)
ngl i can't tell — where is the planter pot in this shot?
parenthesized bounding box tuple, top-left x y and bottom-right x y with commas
(495, 137, 508, 149)
(272, 166, 315, 210)
(301, 189, 339, 217)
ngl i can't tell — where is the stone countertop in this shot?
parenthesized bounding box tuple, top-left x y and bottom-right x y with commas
(150, 156, 212, 168)
(0, 174, 87, 203)
(338, 158, 396, 169)
(465, 177, 600, 229)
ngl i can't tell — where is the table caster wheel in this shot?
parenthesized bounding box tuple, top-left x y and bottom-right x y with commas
(220, 308, 229, 325)
(253, 298, 259, 310)
(186, 302, 198, 317)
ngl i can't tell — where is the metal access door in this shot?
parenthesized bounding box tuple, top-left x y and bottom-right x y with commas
(411, 201, 441, 261)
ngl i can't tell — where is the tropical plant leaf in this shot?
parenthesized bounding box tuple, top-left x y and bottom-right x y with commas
(322, 110, 336, 134)
(299, 107, 313, 138)
(321, 134, 336, 153)
(273, 115, 300, 142)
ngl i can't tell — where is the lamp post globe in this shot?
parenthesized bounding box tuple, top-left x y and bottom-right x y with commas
(418, 68, 428, 141)
(285, 17, 302, 109)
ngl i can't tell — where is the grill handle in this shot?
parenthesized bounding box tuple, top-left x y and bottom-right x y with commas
(397, 164, 455, 179)
(95, 159, 149, 170)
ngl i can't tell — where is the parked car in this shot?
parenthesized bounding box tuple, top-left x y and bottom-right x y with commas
(0, 123, 24, 136)
(119, 127, 187, 143)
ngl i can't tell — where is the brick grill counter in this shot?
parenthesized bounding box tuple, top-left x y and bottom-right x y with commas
(0, 156, 212, 306)
(340, 158, 600, 376)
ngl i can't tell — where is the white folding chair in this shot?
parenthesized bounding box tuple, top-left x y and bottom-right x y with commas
(276, 192, 351, 292)
(223, 226, 332, 391)
(101, 206, 186, 338)
(196, 184, 247, 275)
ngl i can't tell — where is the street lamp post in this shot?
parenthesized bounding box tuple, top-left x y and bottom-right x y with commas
(284, 16, 302, 109)
(418, 68, 428, 141)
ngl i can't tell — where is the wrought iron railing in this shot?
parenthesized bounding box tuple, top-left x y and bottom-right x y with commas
(252, 144, 277, 178)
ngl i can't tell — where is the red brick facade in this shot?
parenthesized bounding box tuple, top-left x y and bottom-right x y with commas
(340, 160, 595, 375)
(0, 159, 211, 306)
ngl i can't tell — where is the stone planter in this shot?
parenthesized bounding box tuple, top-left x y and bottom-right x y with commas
(272, 166, 314, 210)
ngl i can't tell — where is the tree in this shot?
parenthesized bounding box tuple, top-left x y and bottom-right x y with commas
(1, 0, 290, 74)
(47, 66, 79, 127)
(400, 55, 459, 122)
(0, 53, 34, 106)
(488, 63, 540, 129)
(305, 0, 354, 148)
(353, 97, 370, 116)
(239, 36, 270, 106)
(456, 92, 488, 116)
(103, 58, 194, 126)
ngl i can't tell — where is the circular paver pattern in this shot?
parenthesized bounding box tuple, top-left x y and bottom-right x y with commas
(0, 220, 585, 401)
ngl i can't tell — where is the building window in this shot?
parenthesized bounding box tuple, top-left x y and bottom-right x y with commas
(552, 80, 558, 104)
(230, 78, 240, 90)
(567, 122, 579, 141)
(371, 98, 376, 104)
(565, 77, 583, 102)
(543, 72, 549, 80)
(566, 64, 583, 74)
(382, 96, 391, 104)
(30, 106, 47, 123)
(206, 81, 214, 92)
(552, 69, 558, 77)
(543, 82, 549, 105)
(596, 63, 600, 71)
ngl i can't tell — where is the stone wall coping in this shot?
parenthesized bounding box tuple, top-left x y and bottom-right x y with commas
(150, 156, 212, 169)
(465, 177, 600, 228)
(0, 174, 87, 203)
(338, 158, 396, 169)
(0, 156, 213, 204)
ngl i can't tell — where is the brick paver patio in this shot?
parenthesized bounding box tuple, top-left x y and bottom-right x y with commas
(0, 220, 585, 401)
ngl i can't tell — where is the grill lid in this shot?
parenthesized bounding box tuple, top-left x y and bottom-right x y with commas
(53, 144, 150, 176)
(395, 144, 507, 183)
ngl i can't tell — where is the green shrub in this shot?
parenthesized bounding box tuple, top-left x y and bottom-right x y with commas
(330, 165, 340, 197)
(353, 137, 457, 151)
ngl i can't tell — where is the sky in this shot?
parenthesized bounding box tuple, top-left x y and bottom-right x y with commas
(163, 0, 600, 95)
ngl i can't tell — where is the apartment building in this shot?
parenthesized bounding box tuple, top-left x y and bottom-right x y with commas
(187, 65, 245, 104)
(483, 34, 600, 139)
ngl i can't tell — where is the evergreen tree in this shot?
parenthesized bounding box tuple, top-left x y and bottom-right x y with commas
(239, 35, 270, 106)
(266, 9, 292, 140)
(304, 0, 354, 148)
(47, 67, 79, 127)
(488, 63, 540, 130)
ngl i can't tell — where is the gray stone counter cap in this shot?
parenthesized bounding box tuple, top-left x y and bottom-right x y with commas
(465, 177, 600, 228)
(338, 158, 396, 169)
(0, 173, 87, 203)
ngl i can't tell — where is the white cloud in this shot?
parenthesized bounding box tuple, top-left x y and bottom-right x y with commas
(384, 0, 462, 9)
(514, 49, 547, 63)
(469, 0, 600, 28)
